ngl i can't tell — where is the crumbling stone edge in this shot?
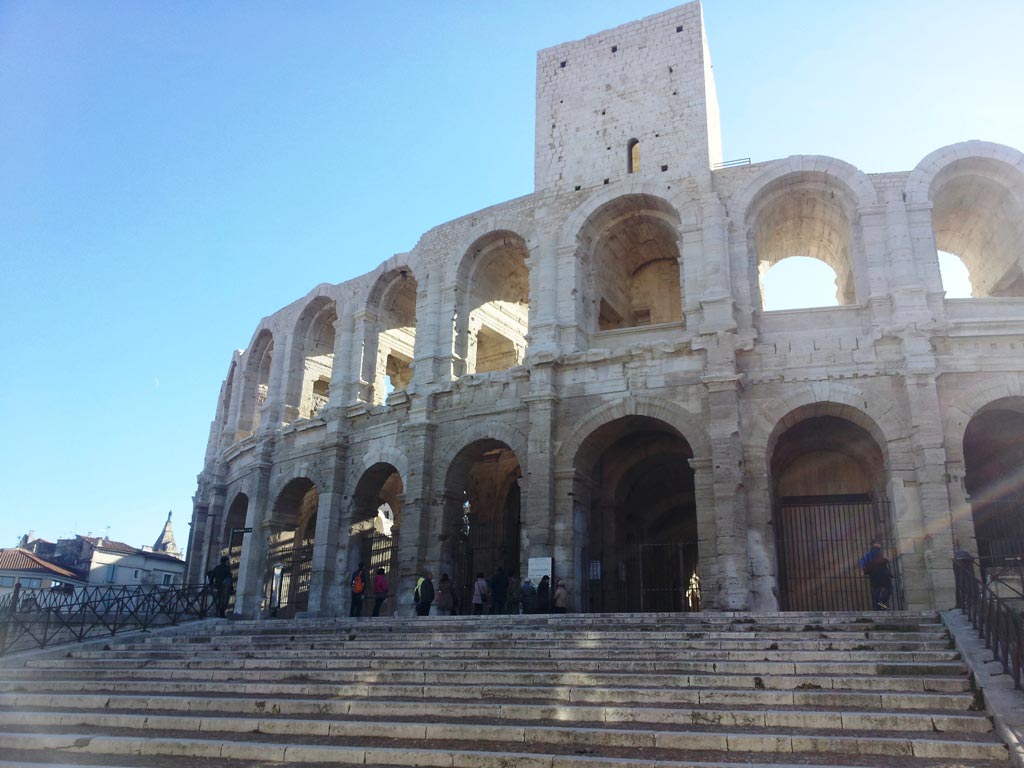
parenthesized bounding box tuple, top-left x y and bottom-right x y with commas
(942, 608, 1024, 767)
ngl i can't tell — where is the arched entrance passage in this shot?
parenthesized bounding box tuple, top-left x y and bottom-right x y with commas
(769, 415, 896, 611)
(964, 399, 1024, 567)
(575, 416, 699, 613)
(443, 440, 522, 613)
(264, 478, 318, 618)
(347, 463, 403, 616)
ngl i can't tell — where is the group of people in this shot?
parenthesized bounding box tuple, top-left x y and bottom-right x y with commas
(348, 563, 569, 617)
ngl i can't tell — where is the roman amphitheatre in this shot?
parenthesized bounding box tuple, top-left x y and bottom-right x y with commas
(184, 0, 1024, 622)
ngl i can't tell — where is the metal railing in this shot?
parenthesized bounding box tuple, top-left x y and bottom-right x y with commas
(0, 582, 217, 656)
(954, 557, 1024, 688)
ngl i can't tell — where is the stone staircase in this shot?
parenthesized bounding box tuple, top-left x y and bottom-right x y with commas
(0, 611, 1012, 767)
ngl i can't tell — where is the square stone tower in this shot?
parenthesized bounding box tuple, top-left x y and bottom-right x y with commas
(534, 0, 722, 195)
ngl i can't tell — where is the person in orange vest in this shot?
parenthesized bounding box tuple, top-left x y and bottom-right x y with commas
(350, 562, 367, 618)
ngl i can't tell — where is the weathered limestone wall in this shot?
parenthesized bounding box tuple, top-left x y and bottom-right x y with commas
(188, 2, 1024, 619)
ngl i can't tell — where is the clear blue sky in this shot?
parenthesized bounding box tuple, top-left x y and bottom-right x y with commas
(1, 1, 1021, 554)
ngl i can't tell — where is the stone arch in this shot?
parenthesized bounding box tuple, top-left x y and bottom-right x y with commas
(437, 421, 530, 481)
(440, 436, 524, 611)
(734, 157, 877, 310)
(569, 411, 701, 613)
(451, 228, 532, 376)
(570, 193, 685, 333)
(264, 476, 320, 618)
(906, 142, 1024, 298)
(236, 326, 276, 436)
(352, 447, 411, 489)
(446, 215, 537, 286)
(346, 461, 405, 617)
(557, 395, 712, 470)
(269, 463, 328, 503)
(942, 375, 1024, 466)
(285, 294, 338, 421)
(360, 265, 419, 404)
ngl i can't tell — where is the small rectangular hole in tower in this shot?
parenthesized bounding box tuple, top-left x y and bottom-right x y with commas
(661, 165, 668, 172)
(676, 25, 683, 32)
(560, 60, 567, 68)
(611, 45, 618, 53)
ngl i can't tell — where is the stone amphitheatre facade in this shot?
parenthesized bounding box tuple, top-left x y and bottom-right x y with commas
(186, 1, 1024, 619)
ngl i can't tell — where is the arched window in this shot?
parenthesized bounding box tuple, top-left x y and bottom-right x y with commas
(627, 139, 640, 174)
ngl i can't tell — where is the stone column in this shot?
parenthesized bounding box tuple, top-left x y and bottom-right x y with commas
(522, 363, 558, 564)
(689, 456, 720, 609)
(349, 309, 375, 404)
(233, 446, 274, 618)
(306, 440, 347, 616)
(198, 481, 227, 581)
(411, 265, 449, 388)
(328, 312, 355, 408)
(393, 421, 437, 615)
(185, 502, 209, 585)
(946, 461, 976, 556)
(552, 468, 582, 611)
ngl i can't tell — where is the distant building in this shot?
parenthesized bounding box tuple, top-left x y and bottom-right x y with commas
(17, 513, 186, 590)
(0, 548, 85, 596)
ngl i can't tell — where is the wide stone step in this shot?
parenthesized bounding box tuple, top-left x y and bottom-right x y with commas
(15, 656, 965, 677)
(0, 725, 1010, 765)
(0, 691, 994, 733)
(56, 647, 957, 665)
(0, 677, 979, 709)
(0, 666, 971, 692)
(0, 710, 1010, 759)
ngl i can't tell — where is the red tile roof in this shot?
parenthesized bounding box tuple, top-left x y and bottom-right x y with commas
(0, 548, 81, 580)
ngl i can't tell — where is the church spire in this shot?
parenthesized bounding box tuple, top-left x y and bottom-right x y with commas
(153, 511, 180, 558)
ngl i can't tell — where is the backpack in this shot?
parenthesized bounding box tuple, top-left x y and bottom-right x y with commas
(352, 571, 364, 594)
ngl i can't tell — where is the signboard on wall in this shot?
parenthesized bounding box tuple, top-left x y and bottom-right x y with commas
(527, 557, 552, 584)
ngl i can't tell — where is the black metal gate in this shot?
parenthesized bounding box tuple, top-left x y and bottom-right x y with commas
(267, 537, 314, 618)
(775, 496, 901, 611)
(456, 502, 520, 614)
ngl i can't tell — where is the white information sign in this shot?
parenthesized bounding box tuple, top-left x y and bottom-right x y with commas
(527, 557, 552, 584)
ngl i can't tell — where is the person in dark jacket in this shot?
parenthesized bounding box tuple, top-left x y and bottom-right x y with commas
(207, 556, 233, 618)
(860, 539, 893, 610)
(536, 575, 551, 613)
(414, 570, 435, 616)
(490, 567, 509, 614)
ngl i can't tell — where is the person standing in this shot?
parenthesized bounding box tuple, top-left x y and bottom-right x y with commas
(414, 570, 435, 617)
(520, 579, 536, 614)
(471, 572, 490, 615)
(207, 556, 233, 618)
(536, 575, 551, 614)
(506, 574, 522, 615)
(350, 562, 367, 618)
(371, 567, 388, 617)
(552, 578, 568, 614)
(436, 573, 456, 615)
(490, 567, 508, 614)
(860, 539, 893, 610)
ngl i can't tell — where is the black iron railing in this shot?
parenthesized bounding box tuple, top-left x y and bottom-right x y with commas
(954, 557, 1024, 688)
(0, 582, 216, 656)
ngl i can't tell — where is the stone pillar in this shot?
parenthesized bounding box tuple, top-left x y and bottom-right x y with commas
(689, 456, 720, 608)
(552, 468, 582, 611)
(349, 309, 375, 404)
(743, 445, 779, 611)
(233, 446, 274, 618)
(185, 501, 209, 585)
(946, 461, 976, 556)
(262, 338, 289, 430)
(198, 481, 227, 581)
(522, 363, 558, 564)
(411, 264, 449, 388)
(306, 441, 347, 616)
(328, 312, 355, 408)
(393, 421, 437, 615)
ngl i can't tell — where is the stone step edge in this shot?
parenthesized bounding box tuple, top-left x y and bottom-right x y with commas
(0, 706, 999, 742)
(0, 693, 992, 731)
(0, 728, 1010, 762)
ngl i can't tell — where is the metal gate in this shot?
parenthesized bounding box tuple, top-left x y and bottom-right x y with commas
(456, 504, 520, 614)
(775, 496, 901, 611)
(268, 538, 314, 618)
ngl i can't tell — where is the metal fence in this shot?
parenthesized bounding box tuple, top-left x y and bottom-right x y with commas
(775, 497, 902, 611)
(0, 582, 216, 656)
(954, 557, 1024, 689)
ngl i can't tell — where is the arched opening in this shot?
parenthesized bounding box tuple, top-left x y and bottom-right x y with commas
(575, 416, 698, 613)
(238, 331, 274, 436)
(579, 195, 683, 333)
(264, 478, 318, 619)
(760, 256, 840, 311)
(287, 297, 336, 420)
(964, 400, 1024, 569)
(442, 440, 522, 612)
(751, 180, 857, 309)
(769, 414, 896, 610)
(938, 251, 973, 298)
(627, 139, 640, 174)
(217, 493, 248, 613)
(347, 463, 403, 617)
(456, 232, 530, 376)
(930, 159, 1024, 297)
(363, 269, 418, 404)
